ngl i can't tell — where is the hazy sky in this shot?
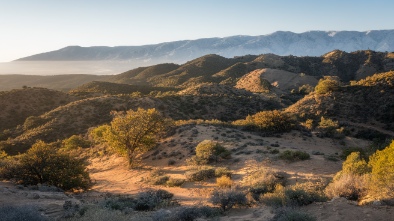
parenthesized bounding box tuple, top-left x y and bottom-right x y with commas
(0, 0, 393, 62)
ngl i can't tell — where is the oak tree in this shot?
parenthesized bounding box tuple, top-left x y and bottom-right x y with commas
(105, 108, 169, 167)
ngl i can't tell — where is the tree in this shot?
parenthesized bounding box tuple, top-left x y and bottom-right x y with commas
(315, 76, 341, 94)
(104, 108, 170, 167)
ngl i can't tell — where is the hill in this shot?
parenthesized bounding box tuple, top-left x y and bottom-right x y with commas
(16, 30, 394, 65)
(0, 87, 76, 134)
(286, 71, 394, 137)
(235, 68, 318, 93)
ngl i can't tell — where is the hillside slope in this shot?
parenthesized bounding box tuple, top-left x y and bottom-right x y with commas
(0, 88, 76, 133)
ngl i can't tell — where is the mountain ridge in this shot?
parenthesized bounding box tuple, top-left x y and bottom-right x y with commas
(16, 30, 394, 64)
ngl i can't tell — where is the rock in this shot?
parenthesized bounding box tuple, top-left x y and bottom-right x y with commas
(28, 193, 40, 199)
(372, 200, 383, 206)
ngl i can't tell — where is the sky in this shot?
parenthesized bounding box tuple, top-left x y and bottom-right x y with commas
(0, 0, 393, 62)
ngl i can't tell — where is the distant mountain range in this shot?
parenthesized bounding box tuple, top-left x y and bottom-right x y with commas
(16, 30, 394, 64)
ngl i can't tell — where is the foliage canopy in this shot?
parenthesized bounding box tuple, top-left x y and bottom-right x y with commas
(104, 108, 170, 167)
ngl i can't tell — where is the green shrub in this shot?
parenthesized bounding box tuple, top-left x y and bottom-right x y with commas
(210, 189, 247, 211)
(234, 110, 295, 133)
(285, 188, 324, 206)
(279, 150, 310, 162)
(315, 76, 341, 94)
(89, 125, 110, 144)
(341, 152, 370, 176)
(62, 135, 91, 150)
(104, 189, 175, 212)
(185, 167, 215, 181)
(261, 182, 326, 207)
(195, 140, 231, 164)
(0, 140, 91, 191)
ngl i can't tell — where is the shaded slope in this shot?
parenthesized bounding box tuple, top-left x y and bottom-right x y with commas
(286, 71, 394, 131)
(69, 81, 178, 97)
(0, 88, 76, 132)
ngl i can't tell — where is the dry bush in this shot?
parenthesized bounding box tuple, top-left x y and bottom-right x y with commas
(216, 176, 232, 188)
(243, 168, 287, 200)
(166, 178, 185, 187)
(325, 173, 367, 201)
